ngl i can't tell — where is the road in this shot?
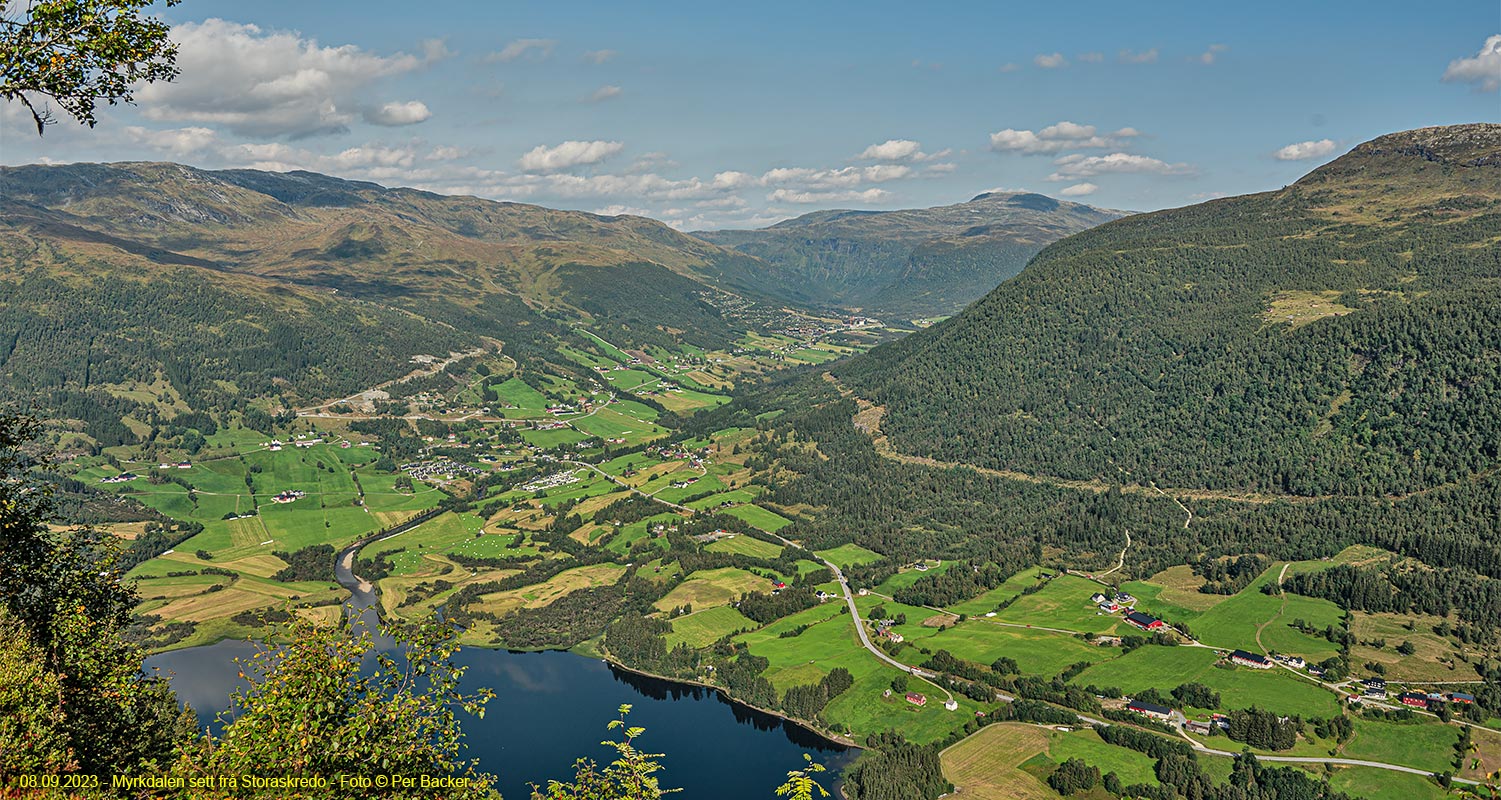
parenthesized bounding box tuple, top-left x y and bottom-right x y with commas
(1096, 530, 1132, 578)
(559, 451, 1489, 780)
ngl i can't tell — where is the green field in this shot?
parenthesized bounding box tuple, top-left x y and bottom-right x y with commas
(992, 574, 1124, 634)
(1069, 645, 1342, 718)
(494, 377, 550, 411)
(1327, 767, 1450, 800)
(685, 488, 763, 510)
(925, 622, 1111, 677)
(665, 605, 758, 648)
(815, 543, 885, 569)
(1340, 718, 1461, 775)
(721, 504, 794, 532)
(704, 534, 784, 559)
(1187, 564, 1344, 661)
(946, 566, 1047, 616)
(654, 567, 773, 611)
(1049, 728, 1160, 786)
(737, 603, 979, 743)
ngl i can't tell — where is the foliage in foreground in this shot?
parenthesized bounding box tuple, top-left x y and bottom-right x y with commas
(0, 0, 182, 134)
(175, 616, 499, 796)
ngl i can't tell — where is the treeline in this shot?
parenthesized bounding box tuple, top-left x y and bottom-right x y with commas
(1283, 563, 1501, 635)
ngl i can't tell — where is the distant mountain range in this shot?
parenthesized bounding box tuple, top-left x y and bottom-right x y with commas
(698, 192, 1126, 318)
(835, 123, 1501, 497)
(0, 162, 796, 443)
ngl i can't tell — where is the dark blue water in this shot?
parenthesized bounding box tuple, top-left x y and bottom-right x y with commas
(146, 643, 854, 798)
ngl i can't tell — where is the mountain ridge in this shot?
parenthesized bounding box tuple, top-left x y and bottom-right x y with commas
(696, 190, 1127, 317)
(833, 123, 1501, 497)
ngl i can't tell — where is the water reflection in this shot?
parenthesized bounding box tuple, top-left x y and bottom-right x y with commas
(146, 643, 854, 798)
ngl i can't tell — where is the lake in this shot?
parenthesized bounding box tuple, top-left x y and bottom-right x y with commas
(146, 641, 854, 798)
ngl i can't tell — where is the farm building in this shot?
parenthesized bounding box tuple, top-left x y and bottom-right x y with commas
(1125, 611, 1163, 631)
(1230, 650, 1272, 669)
(1090, 593, 1108, 604)
(906, 693, 927, 706)
(1127, 700, 1173, 720)
(943, 699, 959, 711)
(1186, 720, 1212, 735)
(1398, 692, 1430, 709)
(1449, 693, 1475, 704)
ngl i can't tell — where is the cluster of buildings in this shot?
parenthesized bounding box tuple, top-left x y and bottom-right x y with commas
(1357, 678, 1474, 709)
(874, 618, 905, 644)
(689, 528, 733, 544)
(99, 472, 140, 484)
(519, 470, 583, 493)
(402, 459, 484, 482)
(271, 490, 305, 504)
(1091, 591, 1136, 614)
(156, 460, 192, 470)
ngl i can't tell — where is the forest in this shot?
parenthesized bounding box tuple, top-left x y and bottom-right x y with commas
(834, 138, 1501, 497)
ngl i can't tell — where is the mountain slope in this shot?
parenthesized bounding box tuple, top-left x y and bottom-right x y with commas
(835, 124, 1501, 497)
(698, 192, 1125, 317)
(0, 162, 798, 441)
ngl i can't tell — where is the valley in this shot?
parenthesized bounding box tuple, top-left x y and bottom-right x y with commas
(13, 125, 1501, 800)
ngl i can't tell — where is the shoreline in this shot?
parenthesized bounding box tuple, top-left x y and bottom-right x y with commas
(595, 650, 863, 752)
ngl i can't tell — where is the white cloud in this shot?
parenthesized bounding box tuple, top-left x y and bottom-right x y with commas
(363, 100, 431, 126)
(427, 145, 467, 161)
(1118, 48, 1158, 64)
(767, 187, 892, 204)
(1078, 52, 1104, 63)
(989, 121, 1138, 155)
(1059, 182, 1098, 197)
(593, 204, 654, 217)
(123, 125, 220, 156)
(760, 164, 912, 188)
(925, 162, 957, 174)
(858, 139, 921, 161)
(1273, 138, 1338, 161)
(420, 39, 452, 62)
(712, 170, 755, 190)
(488, 38, 556, 63)
(998, 62, 1021, 73)
(1048, 152, 1195, 180)
(587, 85, 622, 103)
(1034, 52, 1068, 69)
(1442, 34, 1501, 92)
(1193, 44, 1229, 65)
(517, 140, 625, 172)
(134, 19, 435, 138)
(855, 139, 951, 163)
(692, 195, 750, 210)
(583, 49, 617, 64)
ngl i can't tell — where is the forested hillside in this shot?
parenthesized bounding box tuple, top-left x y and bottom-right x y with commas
(699, 192, 1124, 318)
(836, 124, 1501, 497)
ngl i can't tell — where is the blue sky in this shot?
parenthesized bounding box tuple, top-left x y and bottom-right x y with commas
(3, 0, 1497, 228)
